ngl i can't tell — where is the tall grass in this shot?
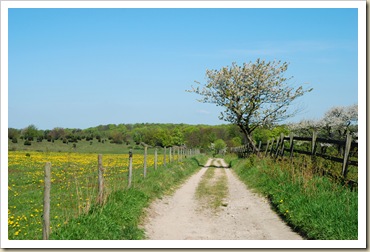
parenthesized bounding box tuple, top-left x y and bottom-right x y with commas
(49, 156, 203, 239)
(232, 155, 358, 240)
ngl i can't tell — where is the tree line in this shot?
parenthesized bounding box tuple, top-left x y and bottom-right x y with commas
(8, 101, 357, 154)
(8, 123, 247, 151)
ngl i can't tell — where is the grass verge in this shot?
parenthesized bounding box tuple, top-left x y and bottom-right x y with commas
(49, 156, 203, 240)
(232, 155, 358, 240)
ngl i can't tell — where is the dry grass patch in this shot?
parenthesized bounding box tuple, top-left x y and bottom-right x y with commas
(195, 168, 228, 211)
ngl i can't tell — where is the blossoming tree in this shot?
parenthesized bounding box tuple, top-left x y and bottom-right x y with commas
(187, 59, 312, 151)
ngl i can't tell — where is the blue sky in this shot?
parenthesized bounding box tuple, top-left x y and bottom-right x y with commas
(8, 7, 359, 130)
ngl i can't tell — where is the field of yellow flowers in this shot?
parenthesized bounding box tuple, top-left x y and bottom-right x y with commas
(8, 151, 169, 240)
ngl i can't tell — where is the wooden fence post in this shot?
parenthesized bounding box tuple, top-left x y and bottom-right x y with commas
(289, 133, 294, 160)
(128, 150, 133, 188)
(311, 131, 318, 173)
(98, 154, 104, 205)
(43, 162, 51, 240)
(342, 133, 352, 178)
(154, 147, 158, 170)
(280, 133, 285, 157)
(163, 147, 167, 166)
(143, 146, 147, 178)
(269, 138, 275, 156)
(169, 147, 172, 163)
(274, 137, 281, 158)
(311, 131, 318, 156)
(265, 140, 270, 157)
(258, 141, 262, 153)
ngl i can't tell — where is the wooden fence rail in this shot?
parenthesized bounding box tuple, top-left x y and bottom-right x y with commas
(230, 131, 358, 180)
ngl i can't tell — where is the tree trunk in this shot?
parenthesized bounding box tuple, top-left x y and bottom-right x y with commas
(239, 125, 258, 153)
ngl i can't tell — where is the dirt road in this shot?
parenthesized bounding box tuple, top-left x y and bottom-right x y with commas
(143, 158, 302, 240)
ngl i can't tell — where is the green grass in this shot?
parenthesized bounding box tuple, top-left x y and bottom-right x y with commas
(232, 155, 358, 240)
(8, 139, 169, 154)
(195, 167, 228, 210)
(193, 155, 209, 167)
(222, 154, 239, 168)
(49, 156, 204, 239)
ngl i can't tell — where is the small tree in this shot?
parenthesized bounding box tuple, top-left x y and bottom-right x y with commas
(288, 104, 358, 139)
(8, 128, 20, 140)
(22, 124, 39, 141)
(320, 104, 358, 139)
(110, 131, 124, 144)
(188, 59, 312, 151)
(215, 139, 227, 154)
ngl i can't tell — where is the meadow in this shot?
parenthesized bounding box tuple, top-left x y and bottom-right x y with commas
(8, 149, 175, 240)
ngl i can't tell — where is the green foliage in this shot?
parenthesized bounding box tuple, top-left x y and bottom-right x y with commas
(253, 125, 289, 143)
(23, 140, 31, 146)
(11, 123, 247, 153)
(212, 139, 227, 155)
(8, 128, 20, 140)
(110, 131, 124, 144)
(22, 125, 40, 141)
(48, 127, 66, 141)
(230, 136, 242, 147)
(232, 156, 358, 240)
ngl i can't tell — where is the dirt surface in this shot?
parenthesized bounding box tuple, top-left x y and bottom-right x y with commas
(143, 158, 302, 240)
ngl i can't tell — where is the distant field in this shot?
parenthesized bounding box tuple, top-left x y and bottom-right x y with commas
(7, 150, 171, 240)
(8, 139, 165, 154)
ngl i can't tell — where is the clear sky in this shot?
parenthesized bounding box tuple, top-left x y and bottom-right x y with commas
(7, 6, 359, 130)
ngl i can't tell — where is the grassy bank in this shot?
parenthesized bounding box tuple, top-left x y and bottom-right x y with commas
(49, 156, 203, 240)
(232, 155, 358, 240)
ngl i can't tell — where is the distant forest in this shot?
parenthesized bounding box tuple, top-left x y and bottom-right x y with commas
(8, 123, 289, 151)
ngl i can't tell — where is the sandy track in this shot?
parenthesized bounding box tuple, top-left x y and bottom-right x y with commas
(143, 158, 302, 240)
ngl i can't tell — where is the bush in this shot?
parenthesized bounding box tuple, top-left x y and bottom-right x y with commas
(24, 140, 32, 146)
(12, 138, 18, 143)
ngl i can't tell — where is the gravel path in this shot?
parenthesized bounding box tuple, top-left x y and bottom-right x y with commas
(143, 158, 302, 240)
